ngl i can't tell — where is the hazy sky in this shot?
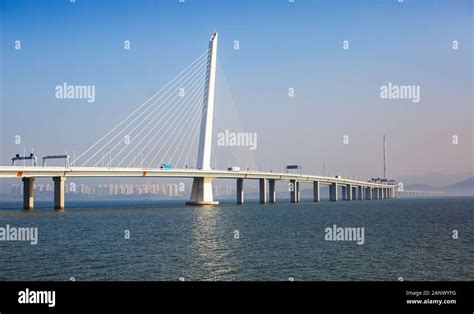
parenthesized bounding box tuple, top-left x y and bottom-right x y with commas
(1, 0, 472, 182)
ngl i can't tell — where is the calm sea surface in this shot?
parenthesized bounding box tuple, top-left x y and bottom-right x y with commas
(0, 197, 473, 281)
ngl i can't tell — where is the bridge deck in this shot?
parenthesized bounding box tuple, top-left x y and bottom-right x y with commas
(0, 166, 393, 188)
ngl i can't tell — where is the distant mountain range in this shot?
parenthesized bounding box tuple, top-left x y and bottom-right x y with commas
(405, 177, 474, 195)
(395, 172, 474, 187)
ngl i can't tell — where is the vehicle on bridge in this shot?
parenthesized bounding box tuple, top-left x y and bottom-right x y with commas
(227, 166, 240, 172)
(160, 164, 173, 169)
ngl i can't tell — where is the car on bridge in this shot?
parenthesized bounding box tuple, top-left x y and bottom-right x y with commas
(227, 166, 240, 172)
(160, 164, 173, 169)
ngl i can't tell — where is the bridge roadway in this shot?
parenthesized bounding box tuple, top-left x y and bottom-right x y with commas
(0, 166, 396, 210)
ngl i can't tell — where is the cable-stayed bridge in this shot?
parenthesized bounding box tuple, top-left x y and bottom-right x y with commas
(0, 32, 396, 210)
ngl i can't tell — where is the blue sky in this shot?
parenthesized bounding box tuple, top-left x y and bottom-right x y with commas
(0, 0, 472, 183)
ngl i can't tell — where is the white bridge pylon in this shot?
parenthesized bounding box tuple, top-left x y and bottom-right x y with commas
(187, 32, 219, 205)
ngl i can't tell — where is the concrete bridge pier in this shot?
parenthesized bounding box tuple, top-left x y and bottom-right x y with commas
(346, 184, 353, 201)
(297, 181, 301, 202)
(53, 176, 66, 210)
(330, 183, 338, 201)
(341, 185, 347, 200)
(290, 180, 300, 203)
(373, 188, 378, 199)
(237, 178, 244, 204)
(259, 179, 267, 204)
(352, 186, 357, 200)
(269, 179, 276, 203)
(187, 177, 219, 205)
(22, 177, 34, 210)
(313, 181, 320, 202)
(358, 186, 364, 200)
(366, 187, 372, 200)
(379, 188, 383, 199)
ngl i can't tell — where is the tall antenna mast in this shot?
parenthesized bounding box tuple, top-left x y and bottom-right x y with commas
(383, 135, 387, 179)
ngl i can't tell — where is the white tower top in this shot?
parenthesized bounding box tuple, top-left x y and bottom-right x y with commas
(196, 32, 218, 170)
